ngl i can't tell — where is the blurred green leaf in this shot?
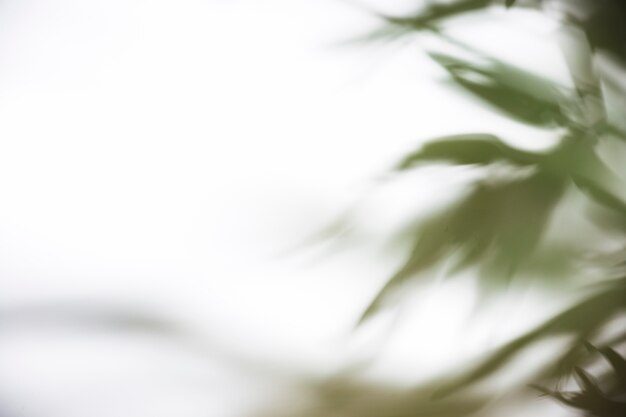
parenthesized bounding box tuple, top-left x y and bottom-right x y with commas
(534, 345, 626, 417)
(432, 278, 626, 398)
(274, 375, 491, 417)
(429, 52, 567, 127)
(396, 133, 538, 170)
(359, 171, 566, 323)
(554, 138, 626, 215)
(380, 0, 494, 32)
(364, 131, 626, 324)
(332, 2, 626, 412)
(598, 346, 626, 389)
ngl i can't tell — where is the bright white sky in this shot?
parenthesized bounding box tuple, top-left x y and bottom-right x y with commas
(0, 1, 573, 416)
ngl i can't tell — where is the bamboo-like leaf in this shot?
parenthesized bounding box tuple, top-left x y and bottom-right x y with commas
(381, 0, 494, 32)
(427, 53, 565, 102)
(358, 171, 566, 324)
(396, 133, 539, 170)
(432, 279, 626, 398)
(364, 0, 544, 44)
(558, 139, 626, 215)
(545, 383, 623, 417)
(598, 346, 626, 389)
(574, 367, 603, 396)
(343, 1, 626, 406)
(429, 53, 566, 127)
(574, 176, 626, 215)
(534, 347, 626, 417)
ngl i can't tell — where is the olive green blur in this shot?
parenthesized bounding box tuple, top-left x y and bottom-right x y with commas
(304, 1, 626, 416)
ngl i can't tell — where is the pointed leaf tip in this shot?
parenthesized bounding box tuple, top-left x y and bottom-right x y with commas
(598, 346, 626, 387)
(573, 367, 600, 394)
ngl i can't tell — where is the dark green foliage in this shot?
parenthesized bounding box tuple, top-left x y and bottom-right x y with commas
(428, 52, 566, 127)
(354, 0, 626, 327)
(361, 130, 626, 322)
(359, 170, 567, 323)
(325, 1, 626, 415)
(433, 279, 626, 397)
(535, 346, 626, 417)
(279, 2, 626, 415)
(575, 0, 626, 61)
(598, 346, 626, 389)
